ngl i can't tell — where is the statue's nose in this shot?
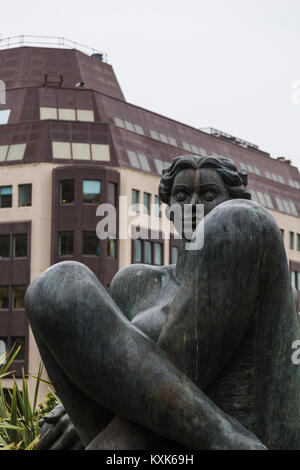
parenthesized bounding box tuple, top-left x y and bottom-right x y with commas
(190, 193, 202, 205)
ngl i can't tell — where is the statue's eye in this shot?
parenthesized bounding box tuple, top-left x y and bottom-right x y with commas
(203, 191, 216, 202)
(175, 191, 187, 202)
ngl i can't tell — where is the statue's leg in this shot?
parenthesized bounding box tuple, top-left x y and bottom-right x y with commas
(157, 199, 298, 448)
(25, 257, 266, 450)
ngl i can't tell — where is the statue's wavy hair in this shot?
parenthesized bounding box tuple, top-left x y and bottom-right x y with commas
(158, 155, 251, 205)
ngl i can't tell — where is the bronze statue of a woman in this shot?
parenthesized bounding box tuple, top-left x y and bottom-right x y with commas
(26, 155, 299, 450)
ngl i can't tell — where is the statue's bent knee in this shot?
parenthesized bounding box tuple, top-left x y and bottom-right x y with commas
(25, 261, 96, 325)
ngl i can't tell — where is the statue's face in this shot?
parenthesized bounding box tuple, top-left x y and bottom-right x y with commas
(169, 167, 231, 235)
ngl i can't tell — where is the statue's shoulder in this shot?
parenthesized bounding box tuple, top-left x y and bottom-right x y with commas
(109, 264, 173, 320)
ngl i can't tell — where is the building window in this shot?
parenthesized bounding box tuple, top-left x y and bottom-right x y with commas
(133, 239, 142, 262)
(171, 246, 178, 264)
(297, 234, 300, 252)
(12, 286, 26, 309)
(83, 180, 101, 204)
(13, 234, 27, 258)
(132, 189, 140, 212)
(11, 337, 25, 360)
(0, 287, 9, 309)
(60, 180, 74, 204)
(59, 232, 73, 256)
(108, 182, 117, 206)
(154, 243, 163, 265)
(154, 196, 161, 218)
(0, 235, 10, 259)
(143, 193, 151, 215)
(0, 109, 11, 125)
(289, 232, 294, 250)
(0, 186, 12, 208)
(82, 232, 100, 255)
(144, 241, 152, 264)
(0, 338, 7, 363)
(107, 238, 116, 258)
(18, 184, 32, 207)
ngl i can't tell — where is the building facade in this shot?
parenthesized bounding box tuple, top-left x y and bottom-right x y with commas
(0, 39, 299, 396)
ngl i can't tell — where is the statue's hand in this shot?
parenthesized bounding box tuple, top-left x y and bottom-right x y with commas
(38, 404, 83, 450)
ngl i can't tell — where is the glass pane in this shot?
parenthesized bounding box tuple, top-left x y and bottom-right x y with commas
(0, 338, 7, 364)
(59, 232, 73, 255)
(127, 150, 140, 168)
(154, 196, 161, 217)
(60, 180, 74, 204)
(297, 272, 300, 290)
(290, 232, 294, 250)
(132, 189, 140, 211)
(12, 286, 26, 309)
(138, 153, 150, 172)
(144, 241, 152, 264)
(11, 337, 25, 360)
(0, 287, 9, 308)
(19, 184, 32, 207)
(143, 193, 151, 215)
(108, 182, 117, 206)
(13, 234, 27, 257)
(83, 180, 101, 203)
(107, 239, 116, 258)
(297, 234, 300, 251)
(133, 239, 142, 262)
(154, 243, 162, 265)
(83, 232, 100, 255)
(171, 246, 178, 264)
(0, 235, 10, 259)
(0, 186, 12, 208)
(0, 109, 11, 125)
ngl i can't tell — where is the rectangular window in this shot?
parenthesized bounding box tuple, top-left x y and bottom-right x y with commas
(107, 238, 116, 258)
(133, 239, 142, 262)
(11, 337, 25, 360)
(289, 232, 294, 250)
(59, 232, 74, 256)
(134, 124, 144, 135)
(0, 186, 12, 208)
(82, 232, 100, 255)
(0, 235, 10, 259)
(0, 287, 9, 309)
(132, 189, 140, 211)
(108, 182, 117, 206)
(18, 184, 32, 207)
(60, 180, 74, 204)
(144, 241, 152, 264)
(13, 234, 27, 258)
(124, 120, 135, 132)
(0, 109, 11, 125)
(83, 180, 101, 204)
(168, 136, 177, 146)
(143, 193, 151, 215)
(154, 195, 161, 218)
(297, 234, 300, 252)
(12, 286, 26, 309)
(0, 338, 7, 364)
(171, 246, 178, 264)
(154, 243, 163, 265)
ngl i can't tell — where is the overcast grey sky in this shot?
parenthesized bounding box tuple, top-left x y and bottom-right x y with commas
(2, 0, 300, 170)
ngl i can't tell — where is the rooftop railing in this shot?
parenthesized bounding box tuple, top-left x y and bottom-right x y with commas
(200, 127, 259, 150)
(0, 35, 108, 61)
